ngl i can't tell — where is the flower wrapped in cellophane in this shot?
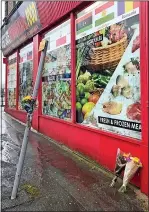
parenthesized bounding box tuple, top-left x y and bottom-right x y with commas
(21, 96, 37, 113)
(21, 95, 32, 110)
(110, 148, 131, 187)
(118, 156, 142, 192)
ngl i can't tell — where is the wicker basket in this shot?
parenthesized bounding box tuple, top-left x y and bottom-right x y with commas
(87, 35, 128, 71)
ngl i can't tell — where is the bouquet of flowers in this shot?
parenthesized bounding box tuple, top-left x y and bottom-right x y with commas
(21, 95, 37, 113)
(118, 156, 142, 192)
(110, 148, 131, 187)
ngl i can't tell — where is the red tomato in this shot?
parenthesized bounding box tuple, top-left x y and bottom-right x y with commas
(88, 94, 100, 104)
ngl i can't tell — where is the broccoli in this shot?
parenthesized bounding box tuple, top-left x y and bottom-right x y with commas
(77, 71, 91, 84)
(84, 80, 95, 92)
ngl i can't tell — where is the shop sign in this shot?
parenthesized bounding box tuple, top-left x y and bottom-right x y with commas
(1, 2, 41, 56)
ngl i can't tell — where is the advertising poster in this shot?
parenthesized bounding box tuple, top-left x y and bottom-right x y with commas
(8, 53, 17, 108)
(42, 20, 71, 120)
(19, 44, 33, 110)
(76, 2, 141, 139)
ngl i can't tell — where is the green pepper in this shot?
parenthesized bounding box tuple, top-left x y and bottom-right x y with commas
(105, 78, 110, 83)
(94, 83, 102, 88)
(93, 78, 99, 83)
(92, 73, 99, 79)
(99, 75, 109, 81)
(99, 79, 108, 86)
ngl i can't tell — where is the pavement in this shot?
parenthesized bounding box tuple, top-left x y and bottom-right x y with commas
(1, 108, 148, 211)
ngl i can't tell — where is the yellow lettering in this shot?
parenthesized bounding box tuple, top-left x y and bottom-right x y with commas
(25, 2, 37, 27)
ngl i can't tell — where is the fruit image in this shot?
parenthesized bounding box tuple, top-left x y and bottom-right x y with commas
(84, 92, 90, 100)
(84, 112, 90, 120)
(77, 83, 85, 95)
(77, 71, 91, 84)
(84, 80, 95, 92)
(82, 102, 95, 115)
(81, 98, 88, 106)
(77, 97, 81, 102)
(76, 102, 82, 112)
(88, 94, 100, 104)
(76, 90, 80, 98)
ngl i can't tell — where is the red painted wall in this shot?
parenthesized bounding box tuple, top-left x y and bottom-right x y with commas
(38, 115, 141, 184)
(4, 2, 148, 195)
(5, 108, 27, 123)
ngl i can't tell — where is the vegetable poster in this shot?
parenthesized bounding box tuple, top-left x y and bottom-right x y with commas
(19, 46, 33, 110)
(8, 53, 17, 108)
(42, 20, 71, 120)
(76, 2, 141, 139)
(19, 61, 33, 110)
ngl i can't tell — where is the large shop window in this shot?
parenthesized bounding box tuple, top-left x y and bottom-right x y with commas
(76, 1, 141, 140)
(19, 43, 33, 110)
(7, 53, 17, 108)
(42, 20, 71, 121)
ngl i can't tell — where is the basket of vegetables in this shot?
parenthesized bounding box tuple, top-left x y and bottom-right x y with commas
(87, 24, 128, 71)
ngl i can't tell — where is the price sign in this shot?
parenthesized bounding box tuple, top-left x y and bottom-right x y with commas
(39, 40, 46, 51)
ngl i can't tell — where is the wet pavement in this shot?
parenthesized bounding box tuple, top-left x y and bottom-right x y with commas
(1, 109, 148, 211)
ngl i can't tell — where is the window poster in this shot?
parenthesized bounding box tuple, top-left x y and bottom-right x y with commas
(8, 53, 17, 108)
(19, 43, 33, 110)
(42, 20, 71, 120)
(76, 1, 141, 139)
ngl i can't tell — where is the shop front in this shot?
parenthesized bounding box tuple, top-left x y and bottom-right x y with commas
(2, 1, 148, 195)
